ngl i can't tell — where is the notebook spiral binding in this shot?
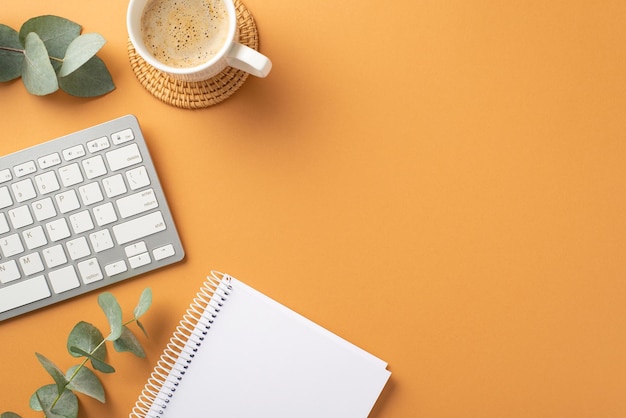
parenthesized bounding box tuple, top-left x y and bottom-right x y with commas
(129, 271, 233, 418)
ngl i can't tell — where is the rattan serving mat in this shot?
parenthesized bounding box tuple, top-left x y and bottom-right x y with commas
(128, 0, 258, 109)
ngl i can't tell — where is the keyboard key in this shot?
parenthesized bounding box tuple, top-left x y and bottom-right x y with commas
(0, 169, 12, 184)
(19, 252, 45, 276)
(112, 211, 166, 245)
(1, 234, 24, 257)
(32, 197, 57, 222)
(0, 275, 51, 314)
(14, 161, 36, 177)
(8, 205, 33, 229)
(38, 152, 62, 169)
(125, 241, 147, 258)
(69, 210, 95, 234)
(46, 218, 71, 242)
(116, 188, 158, 218)
(87, 137, 110, 153)
(89, 229, 114, 253)
(55, 190, 81, 213)
(153, 244, 176, 261)
(111, 128, 134, 145)
(62, 144, 85, 161)
(12, 179, 36, 202)
(129, 252, 151, 269)
(126, 166, 150, 190)
(59, 163, 84, 187)
(106, 143, 142, 171)
(49, 266, 80, 294)
(0, 260, 21, 284)
(82, 155, 107, 179)
(22, 226, 47, 250)
(66, 236, 91, 260)
(78, 182, 104, 206)
(0, 214, 9, 234)
(42, 245, 68, 269)
(77, 258, 103, 284)
(102, 174, 127, 198)
(105, 260, 128, 277)
(93, 202, 118, 226)
(0, 186, 12, 209)
(34, 171, 61, 195)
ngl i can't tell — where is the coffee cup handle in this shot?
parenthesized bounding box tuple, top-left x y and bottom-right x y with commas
(226, 43, 272, 78)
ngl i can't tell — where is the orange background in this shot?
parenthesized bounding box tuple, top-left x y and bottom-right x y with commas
(2, 1, 626, 417)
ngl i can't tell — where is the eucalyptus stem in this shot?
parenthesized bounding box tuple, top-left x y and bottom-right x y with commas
(48, 338, 105, 411)
(0, 45, 63, 62)
(49, 358, 90, 410)
(0, 45, 22, 54)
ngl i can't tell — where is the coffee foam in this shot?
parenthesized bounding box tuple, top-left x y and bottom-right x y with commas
(141, 0, 229, 68)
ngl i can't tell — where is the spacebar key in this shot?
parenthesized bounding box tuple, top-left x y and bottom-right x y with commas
(0, 276, 51, 314)
(112, 211, 166, 245)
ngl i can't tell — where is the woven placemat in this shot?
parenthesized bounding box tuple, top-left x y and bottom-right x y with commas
(128, 0, 258, 109)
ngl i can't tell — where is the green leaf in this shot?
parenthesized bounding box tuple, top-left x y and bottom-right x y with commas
(133, 287, 152, 319)
(1, 412, 22, 418)
(113, 326, 146, 358)
(68, 347, 115, 373)
(59, 33, 105, 77)
(32, 393, 64, 418)
(35, 353, 68, 396)
(34, 392, 65, 418)
(67, 321, 106, 358)
(136, 319, 149, 338)
(22, 32, 58, 95)
(67, 321, 108, 371)
(58, 55, 115, 97)
(19, 15, 81, 60)
(30, 385, 78, 418)
(0, 24, 24, 82)
(98, 292, 123, 341)
(66, 365, 105, 403)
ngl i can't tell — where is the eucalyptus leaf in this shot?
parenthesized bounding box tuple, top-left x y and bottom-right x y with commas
(34, 393, 65, 418)
(136, 319, 149, 338)
(22, 32, 58, 95)
(65, 365, 105, 403)
(68, 347, 115, 373)
(35, 353, 68, 396)
(1, 412, 22, 418)
(30, 385, 78, 418)
(59, 33, 105, 77)
(32, 392, 64, 418)
(133, 287, 152, 319)
(19, 15, 81, 60)
(0, 24, 24, 81)
(67, 321, 107, 363)
(113, 326, 146, 358)
(98, 292, 123, 341)
(58, 55, 115, 97)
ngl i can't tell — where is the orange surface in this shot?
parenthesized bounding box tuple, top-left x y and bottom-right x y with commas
(2, 1, 626, 417)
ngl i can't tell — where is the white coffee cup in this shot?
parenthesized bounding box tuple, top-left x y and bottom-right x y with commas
(127, 0, 272, 82)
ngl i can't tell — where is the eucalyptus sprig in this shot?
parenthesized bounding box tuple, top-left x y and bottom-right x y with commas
(0, 15, 115, 97)
(1, 288, 152, 418)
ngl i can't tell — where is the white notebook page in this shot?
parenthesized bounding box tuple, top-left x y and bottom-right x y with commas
(158, 278, 391, 418)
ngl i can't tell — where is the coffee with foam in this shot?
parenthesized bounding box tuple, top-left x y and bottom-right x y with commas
(141, 0, 229, 68)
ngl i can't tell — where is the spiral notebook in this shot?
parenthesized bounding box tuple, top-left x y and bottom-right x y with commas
(130, 271, 391, 418)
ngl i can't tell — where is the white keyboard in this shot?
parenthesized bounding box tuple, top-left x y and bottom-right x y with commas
(0, 115, 184, 321)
